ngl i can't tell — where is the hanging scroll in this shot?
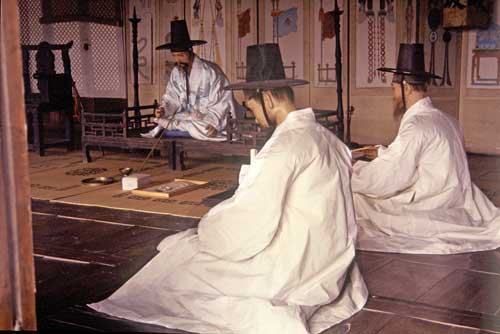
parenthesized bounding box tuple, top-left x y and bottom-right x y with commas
(233, 0, 256, 82)
(264, 0, 304, 80)
(190, 0, 227, 73)
(313, 0, 344, 87)
(356, 0, 396, 88)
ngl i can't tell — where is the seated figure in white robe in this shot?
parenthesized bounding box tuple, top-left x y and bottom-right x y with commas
(141, 20, 237, 141)
(352, 44, 500, 254)
(89, 44, 368, 334)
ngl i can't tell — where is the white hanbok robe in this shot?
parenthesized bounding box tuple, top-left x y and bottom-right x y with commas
(156, 55, 237, 141)
(352, 97, 500, 254)
(89, 108, 368, 334)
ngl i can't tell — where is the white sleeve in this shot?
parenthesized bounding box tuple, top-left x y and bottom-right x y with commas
(351, 123, 423, 198)
(200, 73, 235, 130)
(197, 142, 295, 261)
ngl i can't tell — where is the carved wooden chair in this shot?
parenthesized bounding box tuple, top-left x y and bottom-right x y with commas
(21, 41, 75, 156)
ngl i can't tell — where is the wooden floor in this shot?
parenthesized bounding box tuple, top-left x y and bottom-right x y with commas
(32, 153, 500, 333)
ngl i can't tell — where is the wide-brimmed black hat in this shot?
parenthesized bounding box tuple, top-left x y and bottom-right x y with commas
(378, 43, 441, 84)
(224, 43, 308, 90)
(156, 20, 206, 51)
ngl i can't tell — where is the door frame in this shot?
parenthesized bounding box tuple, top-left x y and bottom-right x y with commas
(0, 0, 37, 330)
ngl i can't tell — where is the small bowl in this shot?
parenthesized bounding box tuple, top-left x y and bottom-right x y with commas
(81, 176, 116, 186)
(119, 167, 134, 177)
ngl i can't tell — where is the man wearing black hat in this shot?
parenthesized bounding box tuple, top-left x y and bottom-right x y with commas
(351, 43, 500, 254)
(141, 20, 237, 141)
(89, 43, 367, 334)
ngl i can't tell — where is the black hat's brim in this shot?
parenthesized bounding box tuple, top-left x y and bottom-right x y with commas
(156, 40, 207, 50)
(224, 79, 309, 91)
(377, 67, 442, 80)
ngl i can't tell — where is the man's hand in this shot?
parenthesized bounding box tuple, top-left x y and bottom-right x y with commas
(155, 107, 165, 118)
(205, 124, 217, 137)
(351, 146, 379, 161)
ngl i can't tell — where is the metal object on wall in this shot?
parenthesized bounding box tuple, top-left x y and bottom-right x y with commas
(427, 2, 442, 86)
(441, 29, 452, 86)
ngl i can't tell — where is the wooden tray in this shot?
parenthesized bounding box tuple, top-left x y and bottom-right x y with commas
(131, 178, 207, 198)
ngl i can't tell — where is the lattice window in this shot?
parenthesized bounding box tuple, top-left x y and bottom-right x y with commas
(88, 0, 122, 24)
(19, 0, 44, 92)
(40, 0, 122, 26)
(19, 0, 44, 44)
(90, 23, 122, 93)
(18, 0, 125, 98)
(51, 22, 83, 93)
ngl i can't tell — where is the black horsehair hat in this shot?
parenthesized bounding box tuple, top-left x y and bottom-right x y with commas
(156, 20, 206, 51)
(378, 43, 441, 85)
(224, 43, 308, 91)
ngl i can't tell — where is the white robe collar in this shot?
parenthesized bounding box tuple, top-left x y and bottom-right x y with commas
(274, 108, 316, 136)
(401, 97, 434, 125)
(187, 55, 203, 100)
(189, 55, 202, 82)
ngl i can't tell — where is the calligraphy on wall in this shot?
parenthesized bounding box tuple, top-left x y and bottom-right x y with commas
(356, 0, 397, 88)
(129, 0, 155, 84)
(190, 0, 227, 73)
(264, 0, 304, 80)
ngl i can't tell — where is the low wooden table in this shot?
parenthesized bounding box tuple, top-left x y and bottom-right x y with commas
(81, 105, 267, 170)
(81, 107, 340, 170)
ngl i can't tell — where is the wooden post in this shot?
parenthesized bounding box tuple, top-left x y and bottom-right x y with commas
(129, 7, 141, 127)
(256, 0, 260, 44)
(331, 0, 344, 141)
(0, 0, 37, 330)
(415, 0, 421, 43)
(346, 0, 352, 146)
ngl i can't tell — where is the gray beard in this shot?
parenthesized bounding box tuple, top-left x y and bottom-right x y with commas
(392, 98, 405, 122)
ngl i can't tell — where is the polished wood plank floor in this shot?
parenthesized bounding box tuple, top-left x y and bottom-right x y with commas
(32, 153, 500, 333)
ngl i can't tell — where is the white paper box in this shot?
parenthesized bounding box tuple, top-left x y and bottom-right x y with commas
(239, 165, 250, 185)
(122, 173, 151, 191)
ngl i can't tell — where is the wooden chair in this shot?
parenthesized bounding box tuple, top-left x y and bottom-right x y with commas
(21, 41, 75, 156)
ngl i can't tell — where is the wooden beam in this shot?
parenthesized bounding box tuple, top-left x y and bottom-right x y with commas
(0, 0, 37, 330)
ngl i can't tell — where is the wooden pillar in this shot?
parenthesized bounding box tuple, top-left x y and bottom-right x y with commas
(129, 7, 141, 127)
(332, 0, 344, 142)
(0, 0, 37, 330)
